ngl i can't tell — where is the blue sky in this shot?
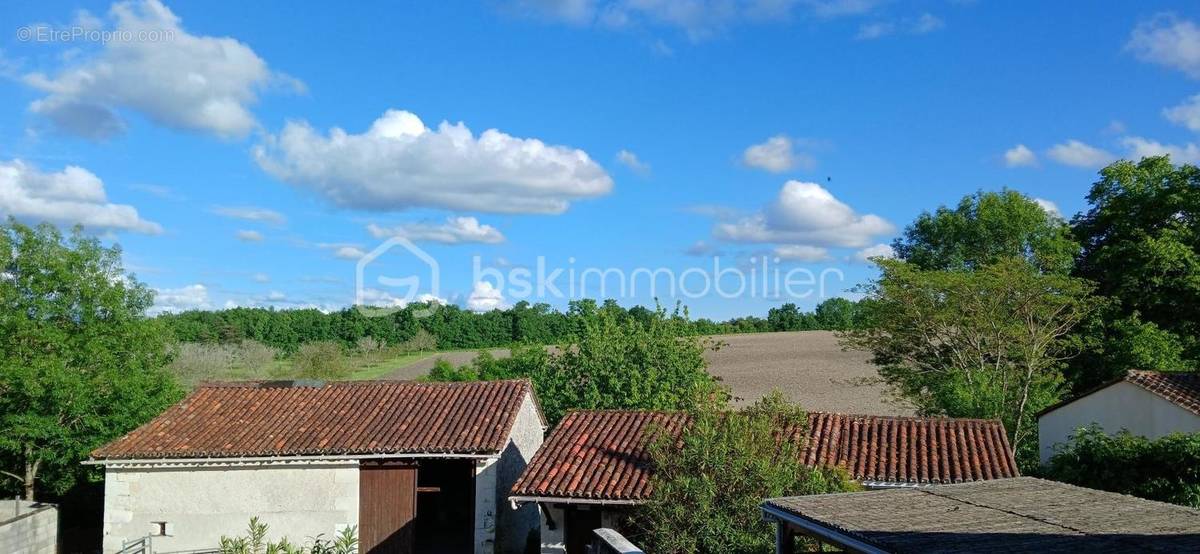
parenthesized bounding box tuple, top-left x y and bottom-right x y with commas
(2, 0, 1199, 319)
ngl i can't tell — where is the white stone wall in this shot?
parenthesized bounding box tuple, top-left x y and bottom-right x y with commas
(102, 461, 358, 553)
(475, 457, 499, 554)
(495, 393, 546, 554)
(0, 501, 57, 554)
(1039, 381, 1200, 463)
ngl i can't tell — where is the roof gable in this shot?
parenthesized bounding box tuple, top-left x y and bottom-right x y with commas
(92, 379, 534, 460)
(510, 410, 1018, 502)
(1038, 370, 1200, 419)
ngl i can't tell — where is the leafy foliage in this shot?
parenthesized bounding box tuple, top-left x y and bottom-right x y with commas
(1071, 156, 1200, 381)
(428, 304, 728, 425)
(0, 220, 181, 500)
(219, 517, 358, 554)
(634, 392, 858, 554)
(1042, 426, 1200, 508)
(766, 298, 861, 332)
(892, 189, 1079, 274)
(843, 257, 1099, 467)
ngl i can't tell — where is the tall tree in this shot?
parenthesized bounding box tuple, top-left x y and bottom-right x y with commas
(843, 257, 1098, 466)
(893, 189, 1079, 274)
(1072, 156, 1200, 372)
(0, 221, 181, 500)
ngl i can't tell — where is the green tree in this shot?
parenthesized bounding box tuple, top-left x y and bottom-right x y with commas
(1042, 427, 1200, 508)
(893, 189, 1079, 274)
(0, 221, 181, 500)
(843, 257, 1098, 467)
(635, 392, 857, 554)
(1071, 156, 1200, 373)
(813, 297, 860, 330)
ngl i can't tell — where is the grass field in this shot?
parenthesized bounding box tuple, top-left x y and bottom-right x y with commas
(383, 331, 912, 416)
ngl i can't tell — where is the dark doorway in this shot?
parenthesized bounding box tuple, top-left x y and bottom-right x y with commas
(565, 506, 603, 554)
(414, 459, 475, 553)
(359, 461, 417, 554)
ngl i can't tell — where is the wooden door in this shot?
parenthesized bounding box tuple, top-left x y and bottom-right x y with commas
(565, 507, 603, 554)
(359, 461, 418, 554)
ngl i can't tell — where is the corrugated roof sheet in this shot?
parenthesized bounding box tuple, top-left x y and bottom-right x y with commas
(91, 379, 534, 460)
(763, 477, 1200, 553)
(510, 410, 1018, 502)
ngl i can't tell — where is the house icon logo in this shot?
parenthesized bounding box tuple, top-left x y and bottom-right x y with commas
(355, 236, 440, 318)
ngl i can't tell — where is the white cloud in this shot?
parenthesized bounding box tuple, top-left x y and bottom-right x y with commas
(251, 272, 270, 283)
(331, 245, 366, 260)
(1164, 94, 1200, 131)
(266, 290, 286, 301)
(1127, 14, 1200, 79)
(21, 0, 300, 139)
(213, 206, 286, 225)
(1046, 140, 1115, 168)
(358, 288, 446, 309)
(235, 229, 263, 242)
(366, 216, 505, 245)
(467, 281, 507, 312)
(742, 135, 815, 172)
(1121, 136, 1200, 164)
(853, 243, 894, 263)
(685, 240, 722, 257)
(855, 22, 894, 40)
(616, 149, 650, 175)
(855, 13, 942, 40)
(0, 159, 161, 233)
(774, 244, 830, 261)
(150, 283, 208, 314)
(911, 13, 944, 34)
(1003, 144, 1037, 167)
(254, 109, 612, 214)
(713, 180, 894, 248)
(1032, 198, 1060, 217)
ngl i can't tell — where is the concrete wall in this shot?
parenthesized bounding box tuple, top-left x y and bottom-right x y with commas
(102, 461, 358, 553)
(495, 393, 546, 554)
(1039, 381, 1200, 463)
(0, 500, 57, 554)
(537, 505, 628, 554)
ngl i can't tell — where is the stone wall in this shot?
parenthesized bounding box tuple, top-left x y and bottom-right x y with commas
(0, 500, 58, 554)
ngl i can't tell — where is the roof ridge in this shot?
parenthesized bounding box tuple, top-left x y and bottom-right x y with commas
(196, 378, 532, 389)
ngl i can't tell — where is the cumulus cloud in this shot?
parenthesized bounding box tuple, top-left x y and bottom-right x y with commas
(1127, 13, 1200, 79)
(774, 244, 830, 261)
(853, 243, 894, 263)
(466, 281, 507, 312)
(742, 135, 815, 172)
(235, 229, 263, 242)
(0, 159, 161, 233)
(1121, 136, 1200, 164)
(855, 13, 942, 40)
(150, 283, 208, 314)
(713, 180, 894, 248)
(21, 0, 300, 139)
(1164, 94, 1200, 131)
(212, 206, 286, 226)
(1046, 140, 1115, 168)
(1003, 144, 1037, 167)
(251, 272, 270, 283)
(328, 245, 366, 260)
(358, 288, 446, 309)
(1033, 198, 1061, 217)
(616, 149, 650, 175)
(366, 216, 505, 245)
(253, 109, 612, 214)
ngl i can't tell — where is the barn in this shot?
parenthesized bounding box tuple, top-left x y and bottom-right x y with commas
(88, 379, 544, 554)
(509, 410, 1019, 554)
(1038, 369, 1200, 463)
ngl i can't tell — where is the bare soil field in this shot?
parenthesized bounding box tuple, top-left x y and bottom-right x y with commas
(386, 331, 910, 416)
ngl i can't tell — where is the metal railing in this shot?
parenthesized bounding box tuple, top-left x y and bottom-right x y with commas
(116, 536, 152, 554)
(590, 527, 645, 554)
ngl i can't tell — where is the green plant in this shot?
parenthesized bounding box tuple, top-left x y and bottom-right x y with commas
(291, 341, 349, 379)
(1042, 426, 1200, 508)
(219, 517, 357, 554)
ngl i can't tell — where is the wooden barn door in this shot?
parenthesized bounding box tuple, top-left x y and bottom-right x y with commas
(359, 461, 418, 554)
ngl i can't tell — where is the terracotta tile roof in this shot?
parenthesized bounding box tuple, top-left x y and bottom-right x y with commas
(1125, 370, 1200, 416)
(510, 410, 1017, 502)
(91, 379, 535, 460)
(1037, 370, 1200, 418)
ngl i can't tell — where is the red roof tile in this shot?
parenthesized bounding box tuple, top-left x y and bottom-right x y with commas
(92, 379, 534, 460)
(510, 410, 1018, 502)
(1125, 370, 1200, 417)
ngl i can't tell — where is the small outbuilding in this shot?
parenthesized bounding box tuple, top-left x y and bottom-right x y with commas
(762, 477, 1200, 553)
(88, 379, 545, 554)
(1037, 370, 1200, 463)
(510, 410, 1018, 554)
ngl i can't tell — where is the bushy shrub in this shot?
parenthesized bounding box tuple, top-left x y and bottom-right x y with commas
(234, 339, 279, 371)
(292, 341, 349, 380)
(355, 336, 383, 355)
(397, 329, 437, 352)
(1042, 426, 1200, 508)
(219, 517, 357, 554)
(168, 342, 237, 387)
